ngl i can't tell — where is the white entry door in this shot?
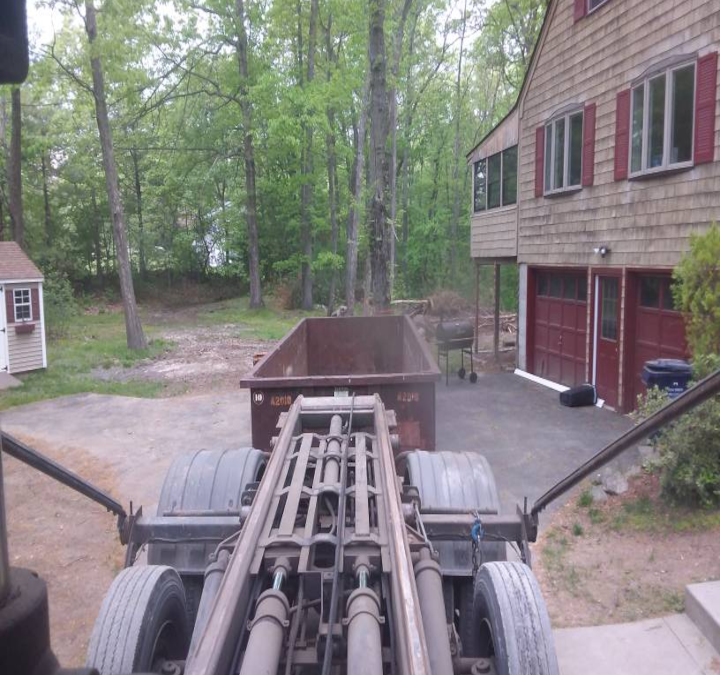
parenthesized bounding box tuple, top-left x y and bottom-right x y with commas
(0, 286, 9, 372)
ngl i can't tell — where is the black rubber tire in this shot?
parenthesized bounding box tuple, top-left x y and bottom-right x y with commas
(471, 562, 559, 675)
(469, 371, 478, 384)
(458, 367, 466, 379)
(87, 565, 189, 675)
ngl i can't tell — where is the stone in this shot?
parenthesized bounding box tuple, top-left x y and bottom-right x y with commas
(601, 469, 629, 496)
(591, 485, 608, 503)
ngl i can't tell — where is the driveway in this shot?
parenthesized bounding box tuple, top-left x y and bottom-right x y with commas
(0, 371, 635, 665)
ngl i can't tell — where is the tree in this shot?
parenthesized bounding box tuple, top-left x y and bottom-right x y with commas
(8, 87, 24, 248)
(236, 0, 264, 308)
(368, 0, 391, 310)
(85, 0, 147, 350)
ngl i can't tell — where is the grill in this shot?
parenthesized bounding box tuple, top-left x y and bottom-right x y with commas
(435, 320, 477, 385)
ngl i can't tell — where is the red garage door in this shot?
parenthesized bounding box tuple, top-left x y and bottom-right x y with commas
(532, 270, 587, 387)
(630, 275, 688, 405)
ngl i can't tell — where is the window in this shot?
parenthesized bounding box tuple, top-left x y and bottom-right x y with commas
(544, 110, 583, 193)
(13, 288, 31, 322)
(473, 145, 518, 212)
(630, 62, 695, 175)
(640, 276, 677, 311)
(600, 278, 619, 341)
(473, 160, 487, 212)
(588, 0, 609, 10)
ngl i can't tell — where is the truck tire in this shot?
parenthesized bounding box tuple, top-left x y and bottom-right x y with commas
(147, 448, 266, 628)
(87, 565, 189, 675)
(471, 561, 559, 675)
(404, 450, 506, 658)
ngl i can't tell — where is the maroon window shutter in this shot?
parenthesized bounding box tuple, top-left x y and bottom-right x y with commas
(694, 51, 718, 165)
(574, 0, 586, 23)
(535, 126, 545, 197)
(31, 288, 40, 321)
(582, 102, 597, 186)
(5, 288, 14, 324)
(614, 89, 631, 181)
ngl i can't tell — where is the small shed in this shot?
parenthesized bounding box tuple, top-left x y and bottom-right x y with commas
(0, 242, 46, 374)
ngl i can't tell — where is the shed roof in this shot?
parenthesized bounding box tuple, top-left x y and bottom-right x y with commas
(0, 242, 43, 281)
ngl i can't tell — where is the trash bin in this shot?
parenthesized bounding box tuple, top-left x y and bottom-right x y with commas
(641, 359, 692, 398)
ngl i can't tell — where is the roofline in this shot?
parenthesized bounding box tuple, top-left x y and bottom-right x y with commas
(465, 0, 554, 160)
(1, 277, 44, 284)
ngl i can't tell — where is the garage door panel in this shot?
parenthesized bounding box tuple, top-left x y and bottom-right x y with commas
(660, 317, 686, 351)
(531, 270, 588, 388)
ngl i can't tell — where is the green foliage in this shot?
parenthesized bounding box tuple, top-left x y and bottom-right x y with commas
(635, 355, 720, 508)
(577, 490, 593, 508)
(42, 270, 80, 340)
(673, 223, 720, 356)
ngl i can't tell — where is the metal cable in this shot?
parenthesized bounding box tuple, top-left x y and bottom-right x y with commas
(320, 396, 355, 675)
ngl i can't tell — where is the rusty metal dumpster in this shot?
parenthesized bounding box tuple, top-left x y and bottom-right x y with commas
(240, 314, 441, 452)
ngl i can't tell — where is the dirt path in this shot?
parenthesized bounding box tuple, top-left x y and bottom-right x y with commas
(534, 473, 720, 627)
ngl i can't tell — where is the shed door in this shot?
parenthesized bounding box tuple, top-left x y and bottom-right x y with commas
(0, 287, 8, 372)
(631, 275, 687, 405)
(532, 270, 588, 387)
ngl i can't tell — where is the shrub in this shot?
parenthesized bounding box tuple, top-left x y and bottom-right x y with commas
(636, 356, 720, 508)
(673, 222, 720, 356)
(42, 271, 80, 339)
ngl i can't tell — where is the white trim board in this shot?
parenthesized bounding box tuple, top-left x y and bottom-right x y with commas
(514, 369, 605, 408)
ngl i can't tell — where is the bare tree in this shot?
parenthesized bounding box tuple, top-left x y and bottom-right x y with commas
(345, 74, 371, 315)
(235, 0, 263, 308)
(8, 88, 24, 248)
(368, 0, 391, 310)
(85, 0, 147, 350)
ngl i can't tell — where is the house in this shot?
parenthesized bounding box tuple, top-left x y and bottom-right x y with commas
(0, 242, 47, 374)
(467, 0, 719, 411)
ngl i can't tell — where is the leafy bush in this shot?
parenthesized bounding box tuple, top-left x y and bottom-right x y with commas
(42, 271, 80, 339)
(636, 355, 720, 508)
(673, 222, 720, 356)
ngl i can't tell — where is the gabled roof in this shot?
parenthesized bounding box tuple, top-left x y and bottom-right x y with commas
(0, 242, 44, 281)
(466, 0, 555, 160)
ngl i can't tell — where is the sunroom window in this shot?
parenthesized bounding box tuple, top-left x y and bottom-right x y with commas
(473, 145, 517, 212)
(544, 110, 583, 194)
(630, 62, 695, 175)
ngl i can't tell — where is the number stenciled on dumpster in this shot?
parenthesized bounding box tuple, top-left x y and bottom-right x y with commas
(252, 391, 265, 406)
(396, 391, 419, 403)
(271, 394, 293, 407)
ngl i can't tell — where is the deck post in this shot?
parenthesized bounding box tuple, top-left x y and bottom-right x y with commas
(493, 263, 500, 361)
(474, 261, 480, 354)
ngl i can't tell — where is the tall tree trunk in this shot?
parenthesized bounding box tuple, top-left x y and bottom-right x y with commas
(91, 185, 103, 284)
(368, 0, 391, 310)
(0, 95, 7, 241)
(8, 87, 24, 249)
(41, 153, 52, 246)
(85, 0, 147, 350)
(388, 0, 413, 298)
(325, 17, 340, 315)
(131, 149, 147, 279)
(449, 0, 468, 284)
(345, 73, 371, 315)
(235, 0, 263, 308)
(299, 0, 319, 310)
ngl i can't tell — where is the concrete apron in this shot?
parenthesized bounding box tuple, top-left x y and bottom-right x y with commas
(555, 614, 720, 675)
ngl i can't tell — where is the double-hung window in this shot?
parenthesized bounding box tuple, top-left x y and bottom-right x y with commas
(630, 62, 695, 175)
(473, 145, 517, 213)
(13, 289, 31, 322)
(544, 110, 583, 194)
(588, 0, 610, 12)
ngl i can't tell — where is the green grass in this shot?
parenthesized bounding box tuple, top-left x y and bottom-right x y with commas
(196, 297, 319, 340)
(578, 490, 594, 508)
(610, 494, 720, 533)
(0, 312, 170, 410)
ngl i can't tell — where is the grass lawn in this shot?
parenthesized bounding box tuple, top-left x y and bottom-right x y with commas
(196, 296, 320, 340)
(0, 311, 171, 411)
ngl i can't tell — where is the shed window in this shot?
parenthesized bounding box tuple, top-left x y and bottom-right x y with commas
(544, 110, 583, 193)
(588, 0, 609, 10)
(473, 145, 518, 212)
(14, 288, 32, 321)
(630, 62, 695, 176)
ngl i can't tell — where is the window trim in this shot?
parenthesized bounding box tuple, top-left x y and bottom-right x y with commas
(629, 60, 697, 178)
(13, 288, 32, 322)
(473, 145, 518, 213)
(544, 109, 584, 195)
(587, 0, 611, 14)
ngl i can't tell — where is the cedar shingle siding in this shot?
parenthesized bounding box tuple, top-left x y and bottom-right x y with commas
(5, 281, 45, 373)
